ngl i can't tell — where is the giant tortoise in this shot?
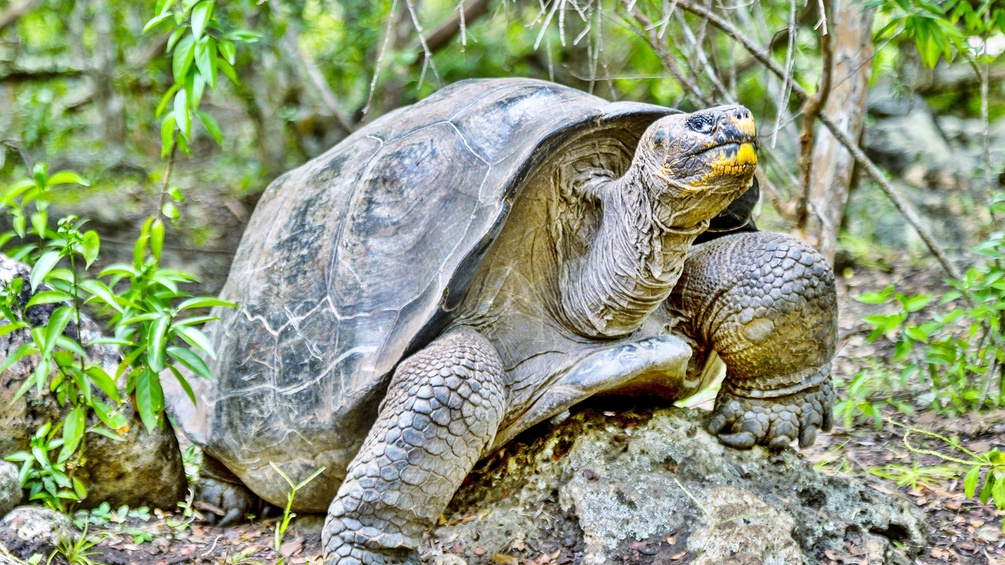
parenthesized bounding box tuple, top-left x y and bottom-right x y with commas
(167, 78, 837, 564)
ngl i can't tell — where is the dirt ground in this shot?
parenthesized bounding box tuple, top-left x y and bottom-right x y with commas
(9, 261, 1005, 565)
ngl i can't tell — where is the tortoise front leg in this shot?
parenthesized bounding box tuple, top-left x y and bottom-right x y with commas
(323, 328, 507, 565)
(668, 231, 838, 449)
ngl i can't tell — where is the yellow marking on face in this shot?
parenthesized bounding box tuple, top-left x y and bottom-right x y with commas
(736, 142, 757, 166)
(734, 117, 756, 137)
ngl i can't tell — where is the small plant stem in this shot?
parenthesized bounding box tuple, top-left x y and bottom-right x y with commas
(157, 135, 178, 221)
(69, 251, 85, 373)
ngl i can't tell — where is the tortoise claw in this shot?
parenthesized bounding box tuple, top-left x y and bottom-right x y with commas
(709, 377, 834, 450)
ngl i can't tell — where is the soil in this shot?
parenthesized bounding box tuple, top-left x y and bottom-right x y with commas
(6, 258, 1005, 565)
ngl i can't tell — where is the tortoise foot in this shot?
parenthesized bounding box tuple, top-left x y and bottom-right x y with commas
(707, 373, 834, 450)
(194, 456, 261, 525)
(323, 531, 420, 565)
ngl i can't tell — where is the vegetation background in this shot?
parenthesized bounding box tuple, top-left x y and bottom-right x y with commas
(1, 0, 1005, 563)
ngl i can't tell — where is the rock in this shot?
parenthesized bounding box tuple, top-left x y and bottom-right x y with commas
(0, 253, 187, 510)
(0, 460, 20, 519)
(0, 506, 75, 561)
(430, 405, 928, 565)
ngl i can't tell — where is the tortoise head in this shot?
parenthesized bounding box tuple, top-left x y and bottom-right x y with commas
(633, 104, 758, 229)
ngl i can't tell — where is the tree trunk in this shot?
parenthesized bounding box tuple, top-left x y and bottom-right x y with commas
(802, 0, 873, 264)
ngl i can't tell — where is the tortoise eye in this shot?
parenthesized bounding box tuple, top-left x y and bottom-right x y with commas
(687, 114, 715, 135)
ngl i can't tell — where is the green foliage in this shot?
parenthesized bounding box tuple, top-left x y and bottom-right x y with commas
(889, 421, 1005, 533)
(867, 460, 964, 490)
(143, 0, 258, 157)
(832, 366, 914, 430)
(859, 198, 1005, 414)
(0, 160, 231, 509)
(49, 523, 110, 565)
(869, 0, 1005, 68)
(4, 422, 86, 513)
(269, 463, 325, 563)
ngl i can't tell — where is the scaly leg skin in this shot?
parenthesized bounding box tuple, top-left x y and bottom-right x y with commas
(195, 454, 263, 525)
(323, 328, 507, 564)
(668, 231, 838, 450)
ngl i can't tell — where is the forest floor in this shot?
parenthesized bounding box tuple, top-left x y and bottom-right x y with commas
(9, 260, 1005, 565)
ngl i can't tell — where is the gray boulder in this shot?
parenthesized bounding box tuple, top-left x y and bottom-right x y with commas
(0, 461, 20, 519)
(0, 253, 186, 512)
(0, 506, 75, 562)
(429, 405, 928, 564)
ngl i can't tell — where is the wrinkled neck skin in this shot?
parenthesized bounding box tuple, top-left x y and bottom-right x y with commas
(558, 165, 711, 339)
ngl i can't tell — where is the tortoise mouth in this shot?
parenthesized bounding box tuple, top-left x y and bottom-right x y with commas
(695, 141, 758, 177)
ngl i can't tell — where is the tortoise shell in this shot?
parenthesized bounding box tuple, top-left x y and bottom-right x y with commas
(174, 78, 678, 509)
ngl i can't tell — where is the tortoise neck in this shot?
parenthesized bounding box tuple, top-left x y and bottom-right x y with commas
(559, 167, 707, 339)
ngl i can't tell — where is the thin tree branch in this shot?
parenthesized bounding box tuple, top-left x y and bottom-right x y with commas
(795, 0, 832, 229)
(0, 66, 88, 84)
(269, 0, 354, 134)
(425, 0, 491, 53)
(672, 0, 965, 281)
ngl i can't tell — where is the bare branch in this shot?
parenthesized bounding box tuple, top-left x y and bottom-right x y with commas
(269, 0, 355, 134)
(362, 0, 400, 122)
(0, 66, 87, 84)
(425, 0, 491, 53)
(404, 0, 441, 88)
(672, 0, 965, 281)
(795, 0, 832, 229)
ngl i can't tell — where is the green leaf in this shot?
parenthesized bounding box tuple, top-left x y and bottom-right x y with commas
(162, 201, 180, 221)
(174, 325, 214, 358)
(196, 111, 223, 146)
(981, 471, 995, 504)
(142, 12, 173, 34)
(54, 336, 86, 358)
(97, 263, 139, 279)
(217, 58, 238, 85)
(29, 211, 46, 239)
(30, 251, 61, 292)
(47, 171, 89, 187)
(167, 364, 197, 406)
(161, 113, 177, 158)
(42, 306, 73, 356)
(0, 342, 37, 375)
(86, 366, 121, 404)
(150, 218, 164, 262)
(81, 230, 100, 268)
(901, 295, 934, 313)
(194, 36, 218, 90)
(177, 296, 236, 310)
(0, 322, 28, 339)
(856, 289, 892, 304)
(167, 25, 186, 53)
(172, 34, 196, 85)
(174, 89, 192, 141)
(167, 346, 212, 380)
(134, 369, 164, 431)
(156, 83, 181, 119)
(190, 0, 213, 40)
(32, 163, 48, 189)
(218, 39, 235, 64)
(964, 466, 981, 497)
(59, 406, 85, 462)
(79, 279, 122, 313)
(187, 70, 206, 111)
(146, 315, 171, 372)
(25, 290, 72, 308)
(993, 474, 1005, 509)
